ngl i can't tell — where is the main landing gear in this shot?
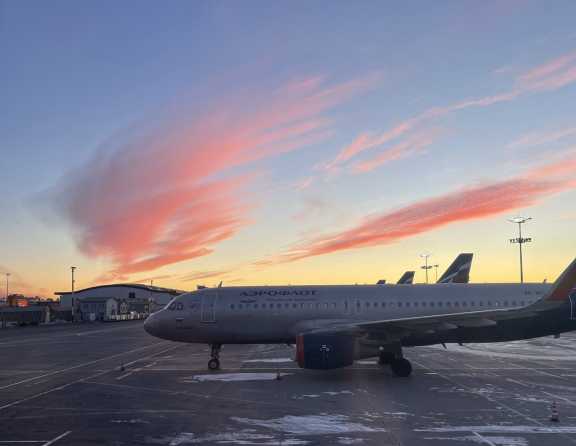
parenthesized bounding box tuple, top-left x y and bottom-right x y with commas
(208, 344, 221, 371)
(378, 349, 412, 377)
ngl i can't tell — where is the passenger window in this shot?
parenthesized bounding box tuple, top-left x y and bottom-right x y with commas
(462, 301, 468, 307)
(254, 304, 259, 309)
(239, 304, 243, 310)
(230, 304, 235, 310)
(365, 302, 370, 308)
(430, 302, 435, 307)
(446, 302, 451, 307)
(422, 301, 427, 307)
(284, 303, 290, 309)
(292, 303, 297, 309)
(398, 302, 403, 308)
(406, 302, 411, 307)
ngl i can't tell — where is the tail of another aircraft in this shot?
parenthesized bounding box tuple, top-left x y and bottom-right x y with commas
(531, 257, 576, 311)
(397, 271, 415, 284)
(437, 253, 473, 284)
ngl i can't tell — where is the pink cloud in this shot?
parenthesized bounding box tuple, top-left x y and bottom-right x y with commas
(180, 270, 231, 282)
(260, 153, 576, 265)
(351, 128, 441, 173)
(321, 49, 576, 176)
(507, 126, 576, 150)
(517, 50, 576, 89)
(55, 75, 376, 279)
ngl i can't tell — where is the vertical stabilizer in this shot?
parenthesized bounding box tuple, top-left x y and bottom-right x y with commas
(397, 271, 415, 284)
(437, 253, 473, 283)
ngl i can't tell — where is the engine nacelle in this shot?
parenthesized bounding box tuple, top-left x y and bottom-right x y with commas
(296, 333, 355, 370)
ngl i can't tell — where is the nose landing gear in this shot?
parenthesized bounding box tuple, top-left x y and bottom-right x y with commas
(208, 344, 221, 371)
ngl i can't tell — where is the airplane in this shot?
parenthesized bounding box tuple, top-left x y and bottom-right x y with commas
(437, 253, 473, 284)
(378, 253, 472, 285)
(144, 257, 576, 378)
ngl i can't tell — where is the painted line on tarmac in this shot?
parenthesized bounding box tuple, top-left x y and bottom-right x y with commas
(472, 432, 497, 446)
(43, 431, 72, 446)
(0, 341, 166, 391)
(0, 345, 180, 412)
(410, 357, 576, 445)
(0, 323, 144, 346)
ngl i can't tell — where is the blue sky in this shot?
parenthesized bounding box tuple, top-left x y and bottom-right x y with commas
(2, 1, 576, 296)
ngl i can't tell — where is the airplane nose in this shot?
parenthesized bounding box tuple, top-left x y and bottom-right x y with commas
(144, 312, 161, 337)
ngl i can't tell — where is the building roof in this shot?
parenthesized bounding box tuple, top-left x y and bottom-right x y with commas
(78, 296, 115, 304)
(55, 283, 186, 296)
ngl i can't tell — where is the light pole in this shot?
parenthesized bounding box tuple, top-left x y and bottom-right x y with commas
(508, 216, 532, 283)
(5, 273, 10, 299)
(70, 266, 76, 321)
(420, 253, 432, 284)
(433, 264, 439, 283)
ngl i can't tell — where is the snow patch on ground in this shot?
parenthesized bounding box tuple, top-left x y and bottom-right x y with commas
(183, 373, 290, 383)
(423, 435, 528, 445)
(111, 418, 150, 424)
(243, 357, 293, 363)
(163, 432, 308, 445)
(232, 414, 386, 435)
(294, 390, 354, 399)
(417, 425, 576, 434)
(337, 437, 365, 444)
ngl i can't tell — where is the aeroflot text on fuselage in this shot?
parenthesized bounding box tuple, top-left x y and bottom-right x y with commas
(240, 289, 318, 297)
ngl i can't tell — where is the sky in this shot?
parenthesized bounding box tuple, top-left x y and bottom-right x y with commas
(2, 1, 576, 297)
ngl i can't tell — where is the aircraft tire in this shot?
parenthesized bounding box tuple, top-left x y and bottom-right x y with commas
(208, 358, 220, 371)
(390, 358, 412, 377)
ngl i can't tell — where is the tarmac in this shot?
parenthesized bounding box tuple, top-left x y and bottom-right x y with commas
(2, 321, 576, 445)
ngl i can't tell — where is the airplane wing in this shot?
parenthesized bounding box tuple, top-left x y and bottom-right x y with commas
(352, 307, 534, 337)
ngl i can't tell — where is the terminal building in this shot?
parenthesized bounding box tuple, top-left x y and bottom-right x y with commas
(55, 284, 186, 322)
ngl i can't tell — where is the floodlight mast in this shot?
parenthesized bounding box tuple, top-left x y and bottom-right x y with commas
(508, 216, 532, 283)
(70, 266, 77, 321)
(420, 253, 432, 284)
(5, 273, 10, 299)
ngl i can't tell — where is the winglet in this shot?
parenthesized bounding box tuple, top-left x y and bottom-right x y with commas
(545, 257, 576, 302)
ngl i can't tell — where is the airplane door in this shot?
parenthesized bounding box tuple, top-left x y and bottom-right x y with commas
(200, 290, 218, 323)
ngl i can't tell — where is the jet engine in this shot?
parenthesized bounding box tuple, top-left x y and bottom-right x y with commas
(296, 332, 355, 370)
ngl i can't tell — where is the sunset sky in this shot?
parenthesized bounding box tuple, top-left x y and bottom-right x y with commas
(2, 1, 576, 297)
